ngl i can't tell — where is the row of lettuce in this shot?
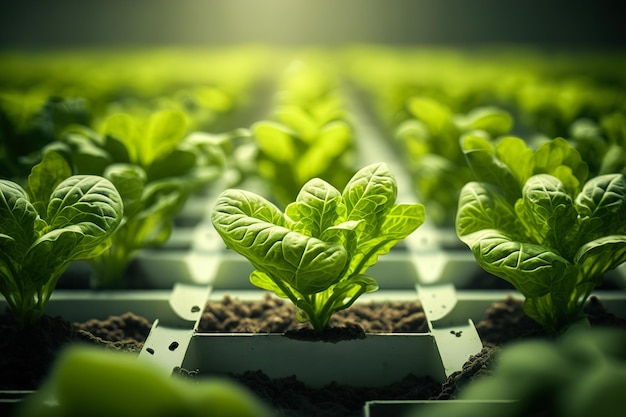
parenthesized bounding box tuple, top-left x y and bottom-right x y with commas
(346, 47, 626, 332)
(1, 46, 626, 335)
(344, 46, 626, 227)
(0, 47, 361, 329)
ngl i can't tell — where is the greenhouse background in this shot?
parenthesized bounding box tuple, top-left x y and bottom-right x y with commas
(1, 0, 624, 49)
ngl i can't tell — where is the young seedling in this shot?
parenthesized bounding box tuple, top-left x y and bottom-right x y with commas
(251, 119, 355, 206)
(457, 135, 626, 333)
(395, 97, 513, 226)
(0, 151, 123, 326)
(249, 59, 355, 207)
(45, 110, 228, 287)
(211, 162, 425, 333)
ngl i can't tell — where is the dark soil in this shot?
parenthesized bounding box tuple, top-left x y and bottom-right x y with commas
(193, 293, 626, 417)
(231, 371, 441, 417)
(199, 293, 429, 334)
(74, 312, 153, 350)
(0, 310, 151, 390)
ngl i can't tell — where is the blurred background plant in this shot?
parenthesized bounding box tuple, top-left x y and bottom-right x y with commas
(14, 345, 273, 417)
(412, 327, 626, 417)
(248, 57, 357, 208)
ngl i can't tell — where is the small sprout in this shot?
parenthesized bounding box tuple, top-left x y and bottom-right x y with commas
(47, 110, 230, 288)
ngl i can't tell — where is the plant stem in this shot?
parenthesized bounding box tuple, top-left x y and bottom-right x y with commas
(318, 282, 367, 324)
(266, 275, 326, 331)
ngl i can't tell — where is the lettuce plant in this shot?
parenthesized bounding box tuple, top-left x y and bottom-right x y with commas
(45, 110, 227, 287)
(251, 118, 355, 207)
(0, 151, 123, 327)
(457, 135, 626, 333)
(249, 59, 355, 207)
(211, 162, 425, 333)
(395, 97, 513, 226)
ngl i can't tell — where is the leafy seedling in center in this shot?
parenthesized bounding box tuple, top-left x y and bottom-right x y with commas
(211, 162, 425, 333)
